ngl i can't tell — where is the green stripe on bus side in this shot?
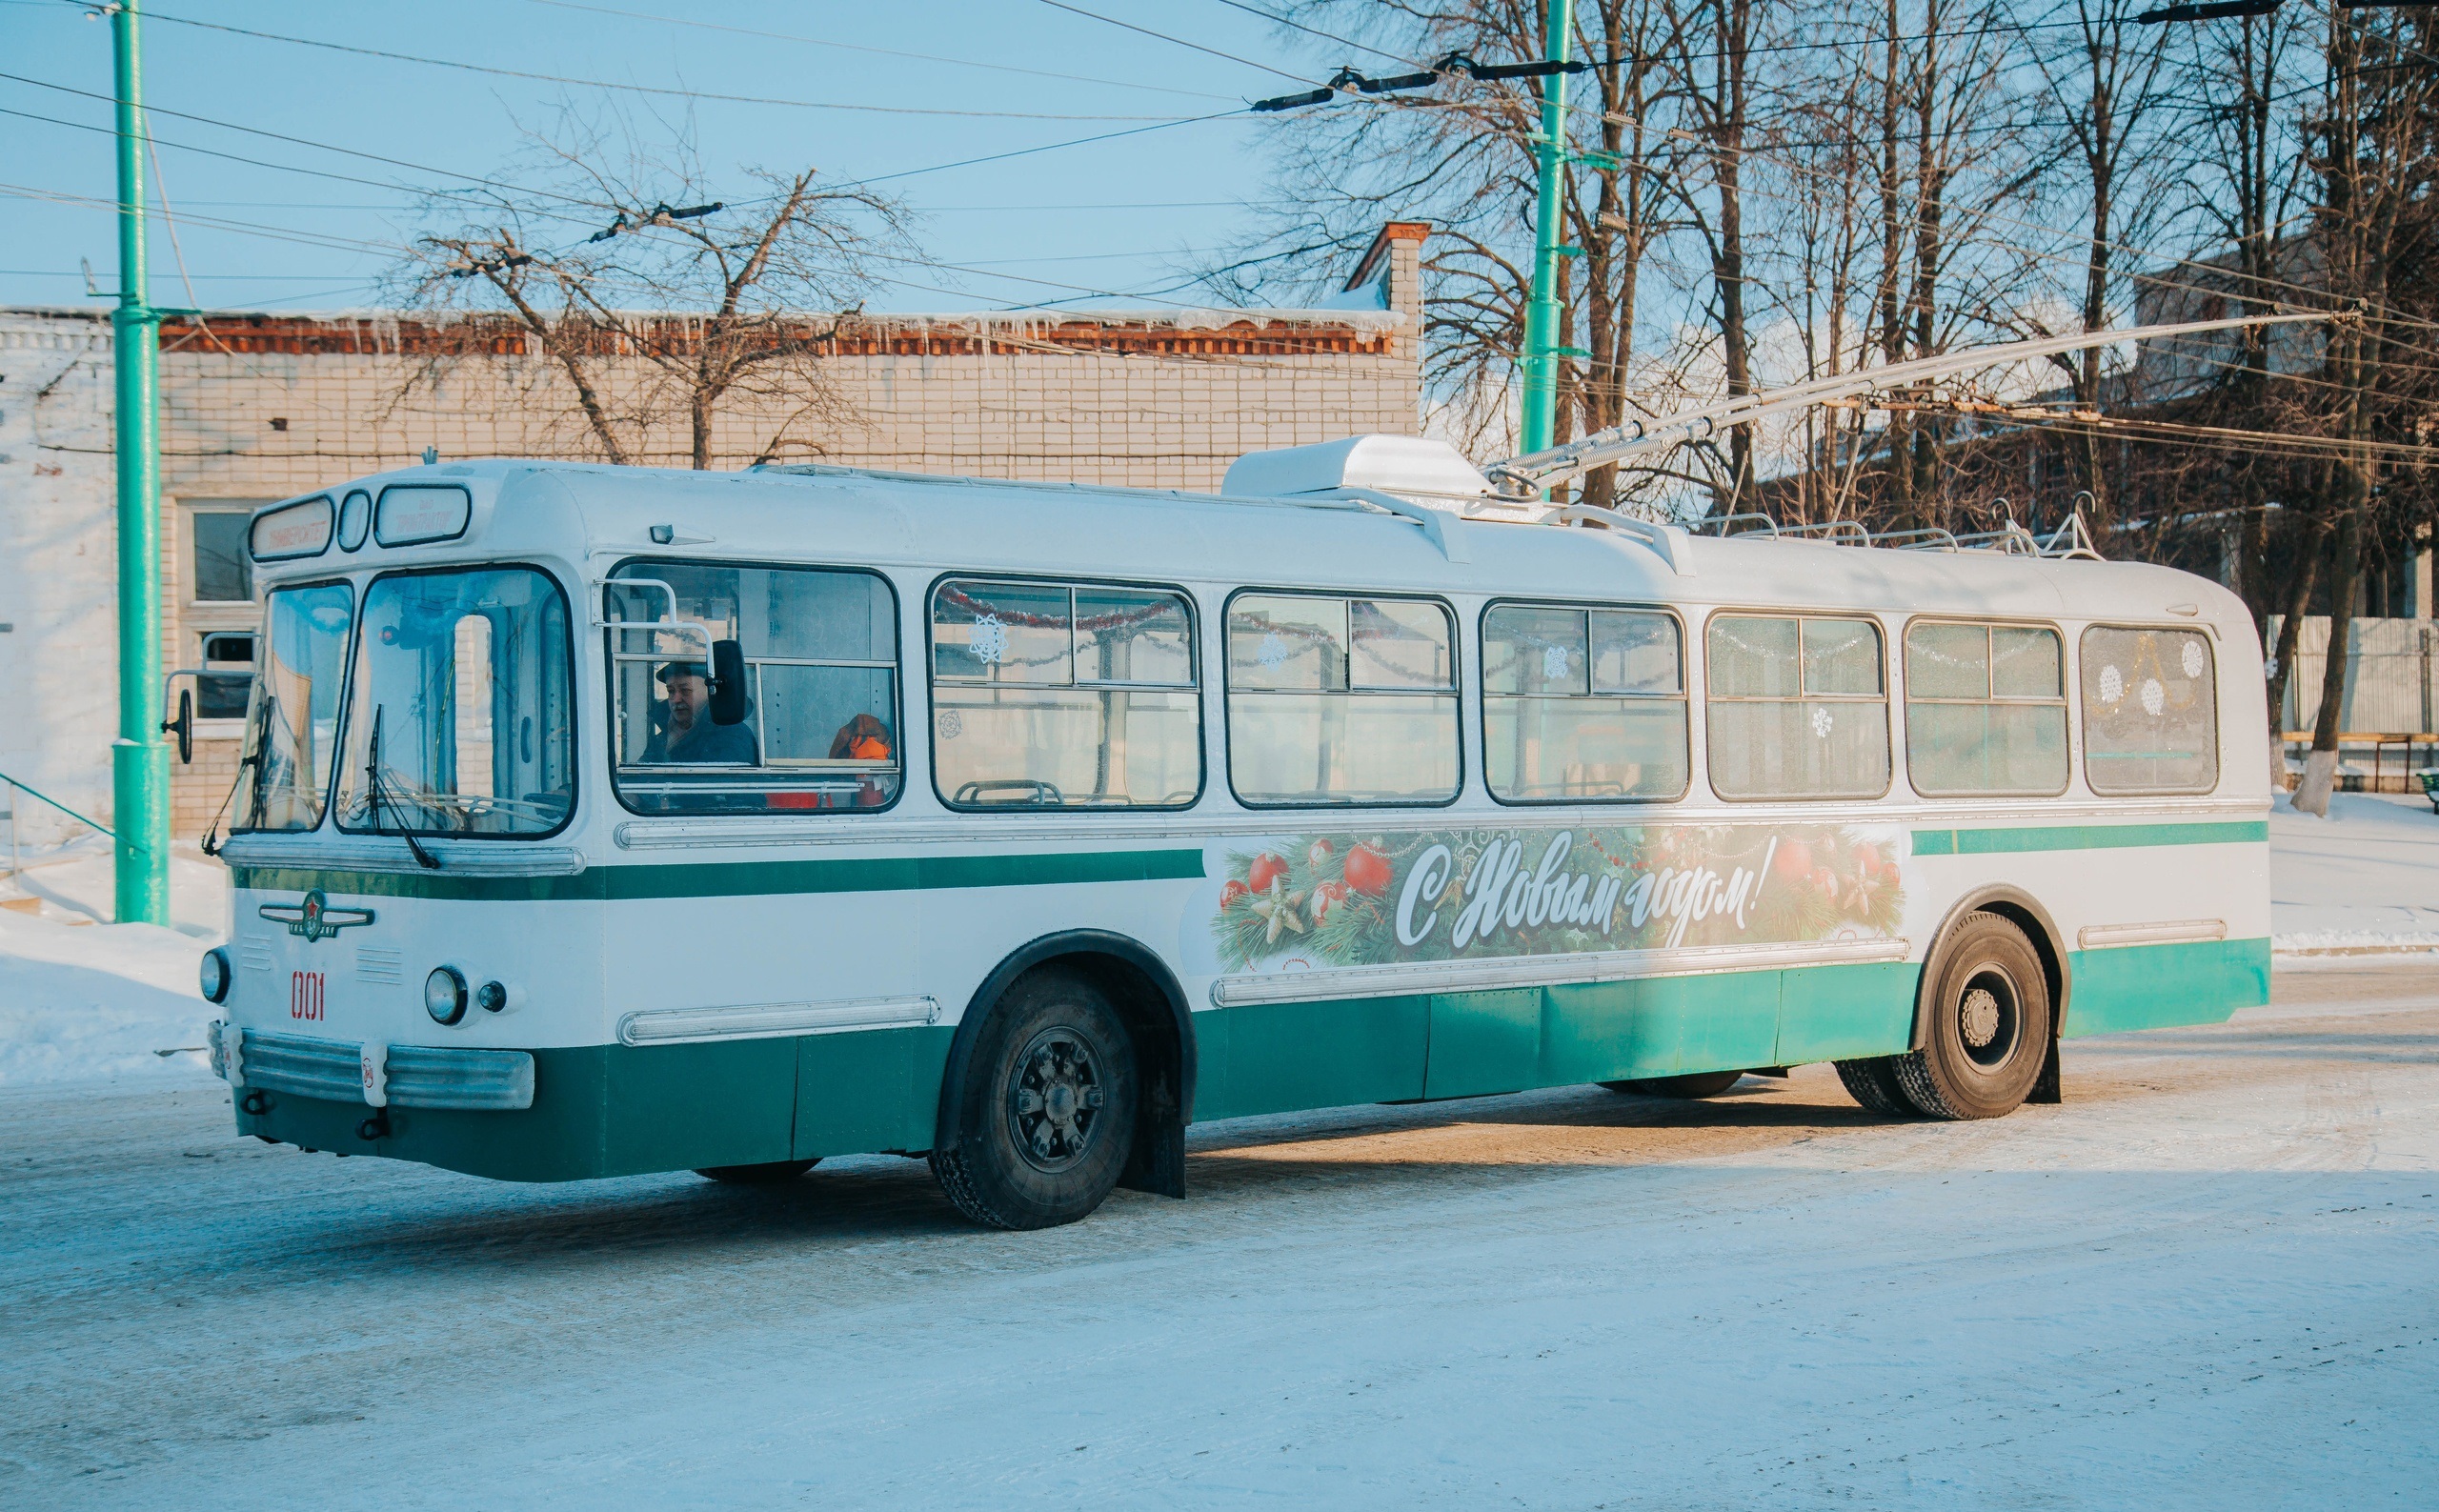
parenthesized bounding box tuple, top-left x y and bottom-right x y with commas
(2064, 937, 2270, 1037)
(240, 940, 2271, 1180)
(1910, 819, 2268, 857)
(228, 847, 1208, 902)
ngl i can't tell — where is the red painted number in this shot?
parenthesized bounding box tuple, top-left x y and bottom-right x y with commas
(291, 970, 325, 1021)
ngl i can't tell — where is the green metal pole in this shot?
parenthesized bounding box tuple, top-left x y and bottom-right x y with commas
(1518, 0, 1574, 461)
(111, 0, 169, 925)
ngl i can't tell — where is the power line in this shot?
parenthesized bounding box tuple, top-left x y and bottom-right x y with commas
(1197, 0, 1423, 68)
(0, 72, 606, 211)
(1033, 0, 1320, 85)
(116, 6, 1199, 121)
(518, 0, 1245, 103)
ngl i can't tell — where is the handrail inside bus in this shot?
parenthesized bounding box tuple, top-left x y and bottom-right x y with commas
(593, 577, 717, 660)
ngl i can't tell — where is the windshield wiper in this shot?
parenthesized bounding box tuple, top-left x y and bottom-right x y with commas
(365, 706, 440, 870)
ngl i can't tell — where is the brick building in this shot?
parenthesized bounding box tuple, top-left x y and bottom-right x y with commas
(0, 223, 1428, 847)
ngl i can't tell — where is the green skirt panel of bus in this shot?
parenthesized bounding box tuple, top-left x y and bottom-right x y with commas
(237, 1030, 954, 1182)
(235, 939, 2265, 1180)
(2061, 937, 2270, 1037)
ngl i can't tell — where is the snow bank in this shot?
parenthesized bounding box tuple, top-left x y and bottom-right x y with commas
(0, 841, 227, 1089)
(2269, 790, 2439, 956)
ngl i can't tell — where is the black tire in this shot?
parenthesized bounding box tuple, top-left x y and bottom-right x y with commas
(1600, 1070, 1745, 1099)
(1834, 1057, 1916, 1117)
(1890, 912, 2053, 1120)
(694, 1158, 819, 1185)
(929, 968, 1138, 1230)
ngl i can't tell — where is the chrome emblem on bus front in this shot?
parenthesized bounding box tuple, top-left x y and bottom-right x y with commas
(258, 889, 375, 943)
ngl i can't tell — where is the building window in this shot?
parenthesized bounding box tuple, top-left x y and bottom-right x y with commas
(1705, 614, 1890, 799)
(930, 578, 1202, 809)
(196, 632, 257, 721)
(606, 561, 901, 814)
(2081, 625, 2218, 795)
(1225, 593, 1459, 806)
(1482, 603, 1687, 802)
(190, 511, 255, 604)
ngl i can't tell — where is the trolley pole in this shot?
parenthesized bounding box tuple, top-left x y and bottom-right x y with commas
(111, 0, 169, 925)
(1517, 0, 1574, 465)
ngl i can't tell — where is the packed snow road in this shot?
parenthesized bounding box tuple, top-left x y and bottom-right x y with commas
(4, 966, 2435, 1509)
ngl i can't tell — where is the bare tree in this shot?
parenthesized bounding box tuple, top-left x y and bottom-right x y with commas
(2027, 0, 2170, 529)
(388, 110, 913, 470)
(2292, 7, 2438, 816)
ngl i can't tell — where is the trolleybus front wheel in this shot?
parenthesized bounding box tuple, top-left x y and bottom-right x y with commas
(930, 968, 1139, 1230)
(1888, 912, 2053, 1120)
(1600, 1070, 1746, 1099)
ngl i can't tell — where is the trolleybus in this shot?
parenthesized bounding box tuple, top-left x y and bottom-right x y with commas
(199, 440, 2268, 1228)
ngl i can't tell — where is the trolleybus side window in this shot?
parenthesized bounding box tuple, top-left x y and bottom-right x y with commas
(335, 567, 575, 837)
(2079, 625, 2218, 795)
(1482, 603, 1687, 802)
(232, 581, 355, 833)
(1705, 613, 1890, 799)
(607, 562, 902, 814)
(1225, 593, 1460, 807)
(1903, 621, 2069, 796)
(930, 577, 1201, 809)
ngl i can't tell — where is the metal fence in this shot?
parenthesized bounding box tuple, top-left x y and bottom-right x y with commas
(2273, 618, 2437, 735)
(2269, 617, 2438, 789)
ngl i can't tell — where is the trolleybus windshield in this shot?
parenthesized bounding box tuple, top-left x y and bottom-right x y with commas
(233, 581, 355, 833)
(333, 567, 575, 837)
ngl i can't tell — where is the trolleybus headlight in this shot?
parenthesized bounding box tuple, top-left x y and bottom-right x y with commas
(424, 965, 469, 1026)
(199, 947, 232, 1005)
(474, 979, 523, 1015)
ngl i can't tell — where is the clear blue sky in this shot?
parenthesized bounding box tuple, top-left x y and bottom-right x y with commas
(0, 0, 1363, 314)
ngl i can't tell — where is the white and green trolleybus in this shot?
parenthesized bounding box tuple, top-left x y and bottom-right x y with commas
(199, 438, 2268, 1228)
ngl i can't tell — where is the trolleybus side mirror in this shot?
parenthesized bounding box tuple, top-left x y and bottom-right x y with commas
(709, 638, 748, 726)
(159, 674, 199, 764)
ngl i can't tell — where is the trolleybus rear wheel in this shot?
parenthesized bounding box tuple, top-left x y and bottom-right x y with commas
(930, 967, 1138, 1230)
(1599, 1070, 1745, 1099)
(1890, 912, 2053, 1120)
(1833, 1058, 1916, 1117)
(694, 1159, 820, 1184)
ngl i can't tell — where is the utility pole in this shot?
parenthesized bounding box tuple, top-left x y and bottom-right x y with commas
(111, 0, 168, 925)
(1518, 0, 1574, 463)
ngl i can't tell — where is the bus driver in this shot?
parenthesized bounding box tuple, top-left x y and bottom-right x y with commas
(642, 661, 760, 765)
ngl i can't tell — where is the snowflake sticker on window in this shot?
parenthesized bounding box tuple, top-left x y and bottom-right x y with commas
(1258, 631, 1289, 669)
(2181, 640, 2207, 680)
(2099, 664, 2124, 705)
(1810, 706, 1835, 738)
(970, 613, 1007, 666)
(2141, 677, 2165, 717)
(1542, 643, 1571, 682)
(937, 710, 963, 740)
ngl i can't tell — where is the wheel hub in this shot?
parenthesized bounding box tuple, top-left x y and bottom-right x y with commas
(1960, 987, 2003, 1048)
(1008, 1028, 1107, 1174)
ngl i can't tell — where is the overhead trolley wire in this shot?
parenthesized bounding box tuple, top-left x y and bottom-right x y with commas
(1033, 0, 1323, 84)
(100, 5, 1202, 121)
(517, 0, 1246, 103)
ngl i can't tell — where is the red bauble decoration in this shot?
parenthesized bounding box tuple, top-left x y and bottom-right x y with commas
(1308, 838, 1335, 871)
(1220, 879, 1250, 910)
(1772, 839, 1813, 880)
(1248, 852, 1289, 894)
(1342, 842, 1393, 897)
(1310, 880, 1349, 925)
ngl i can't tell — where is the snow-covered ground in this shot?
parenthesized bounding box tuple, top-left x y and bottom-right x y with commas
(0, 796, 2432, 1089)
(2268, 790, 2439, 955)
(1, 965, 2432, 1508)
(0, 838, 229, 1088)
